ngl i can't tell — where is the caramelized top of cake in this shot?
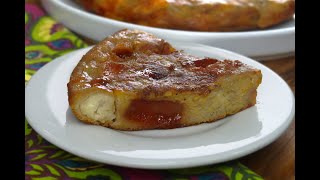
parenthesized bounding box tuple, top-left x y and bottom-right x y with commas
(69, 29, 258, 95)
(79, 0, 295, 31)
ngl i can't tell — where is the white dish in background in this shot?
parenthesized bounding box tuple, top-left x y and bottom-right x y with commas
(41, 0, 295, 60)
(25, 43, 295, 169)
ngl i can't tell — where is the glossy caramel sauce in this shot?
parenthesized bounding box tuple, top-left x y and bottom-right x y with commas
(69, 29, 255, 96)
(125, 100, 183, 128)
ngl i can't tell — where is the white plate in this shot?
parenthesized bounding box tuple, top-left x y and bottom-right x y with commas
(41, 0, 295, 60)
(25, 43, 295, 169)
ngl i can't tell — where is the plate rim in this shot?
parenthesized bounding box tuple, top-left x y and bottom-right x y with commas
(25, 44, 295, 169)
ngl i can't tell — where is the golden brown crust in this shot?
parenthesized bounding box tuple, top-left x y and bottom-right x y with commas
(69, 29, 257, 96)
(68, 29, 262, 130)
(257, 0, 295, 28)
(77, 0, 295, 31)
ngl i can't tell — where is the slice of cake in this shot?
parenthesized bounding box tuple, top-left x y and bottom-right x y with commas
(67, 29, 262, 130)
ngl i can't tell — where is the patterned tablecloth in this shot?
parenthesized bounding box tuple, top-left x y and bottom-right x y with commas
(25, 3, 264, 180)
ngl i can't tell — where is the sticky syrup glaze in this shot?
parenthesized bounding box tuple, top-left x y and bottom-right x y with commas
(125, 100, 183, 128)
(69, 29, 255, 96)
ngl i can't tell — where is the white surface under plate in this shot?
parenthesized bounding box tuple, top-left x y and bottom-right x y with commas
(25, 43, 295, 169)
(41, 0, 295, 60)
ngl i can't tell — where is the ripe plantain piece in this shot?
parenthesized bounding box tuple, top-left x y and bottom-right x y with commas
(67, 29, 262, 130)
(77, 0, 295, 31)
